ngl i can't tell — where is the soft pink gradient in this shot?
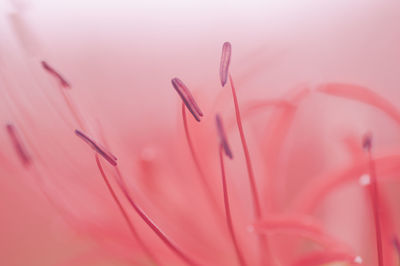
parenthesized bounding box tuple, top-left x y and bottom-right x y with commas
(2, 0, 400, 265)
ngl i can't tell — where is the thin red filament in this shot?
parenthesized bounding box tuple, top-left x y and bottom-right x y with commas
(113, 167, 199, 266)
(182, 103, 209, 187)
(42, 60, 86, 130)
(219, 146, 247, 266)
(228, 68, 269, 266)
(75, 129, 117, 166)
(95, 155, 159, 264)
(363, 135, 384, 266)
(182, 104, 222, 217)
(41, 60, 70, 89)
(172, 77, 203, 122)
(228, 75, 262, 218)
(60, 89, 86, 130)
(6, 123, 31, 167)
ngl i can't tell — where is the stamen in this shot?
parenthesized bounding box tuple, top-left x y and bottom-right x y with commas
(171, 78, 203, 122)
(228, 75, 262, 218)
(227, 47, 268, 265)
(220, 42, 232, 87)
(6, 123, 31, 167)
(363, 133, 384, 266)
(41, 60, 71, 89)
(218, 146, 247, 266)
(216, 114, 233, 159)
(74, 129, 117, 166)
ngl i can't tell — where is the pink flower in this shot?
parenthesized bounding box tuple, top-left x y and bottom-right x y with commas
(2, 1, 400, 266)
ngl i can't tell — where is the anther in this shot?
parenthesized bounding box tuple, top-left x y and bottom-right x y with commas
(6, 123, 31, 167)
(216, 114, 233, 159)
(393, 236, 400, 257)
(362, 132, 372, 152)
(74, 129, 117, 166)
(171, 78, 203, 122)
(220, 42, 232, 87)
(41, 60, 71, 88)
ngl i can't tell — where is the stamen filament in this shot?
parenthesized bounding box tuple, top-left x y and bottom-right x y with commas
(228, 74, 269, 265)
(95, 155, 159, 265)
(363, 135, 384, 266)
(41, 60, 86, 130)
(60, 89, 86, 130)
(219, 146, 247, 266)
(182, 104, 222, 217)
(228, 75, 262, 218)
(114, 167, 199, 266)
